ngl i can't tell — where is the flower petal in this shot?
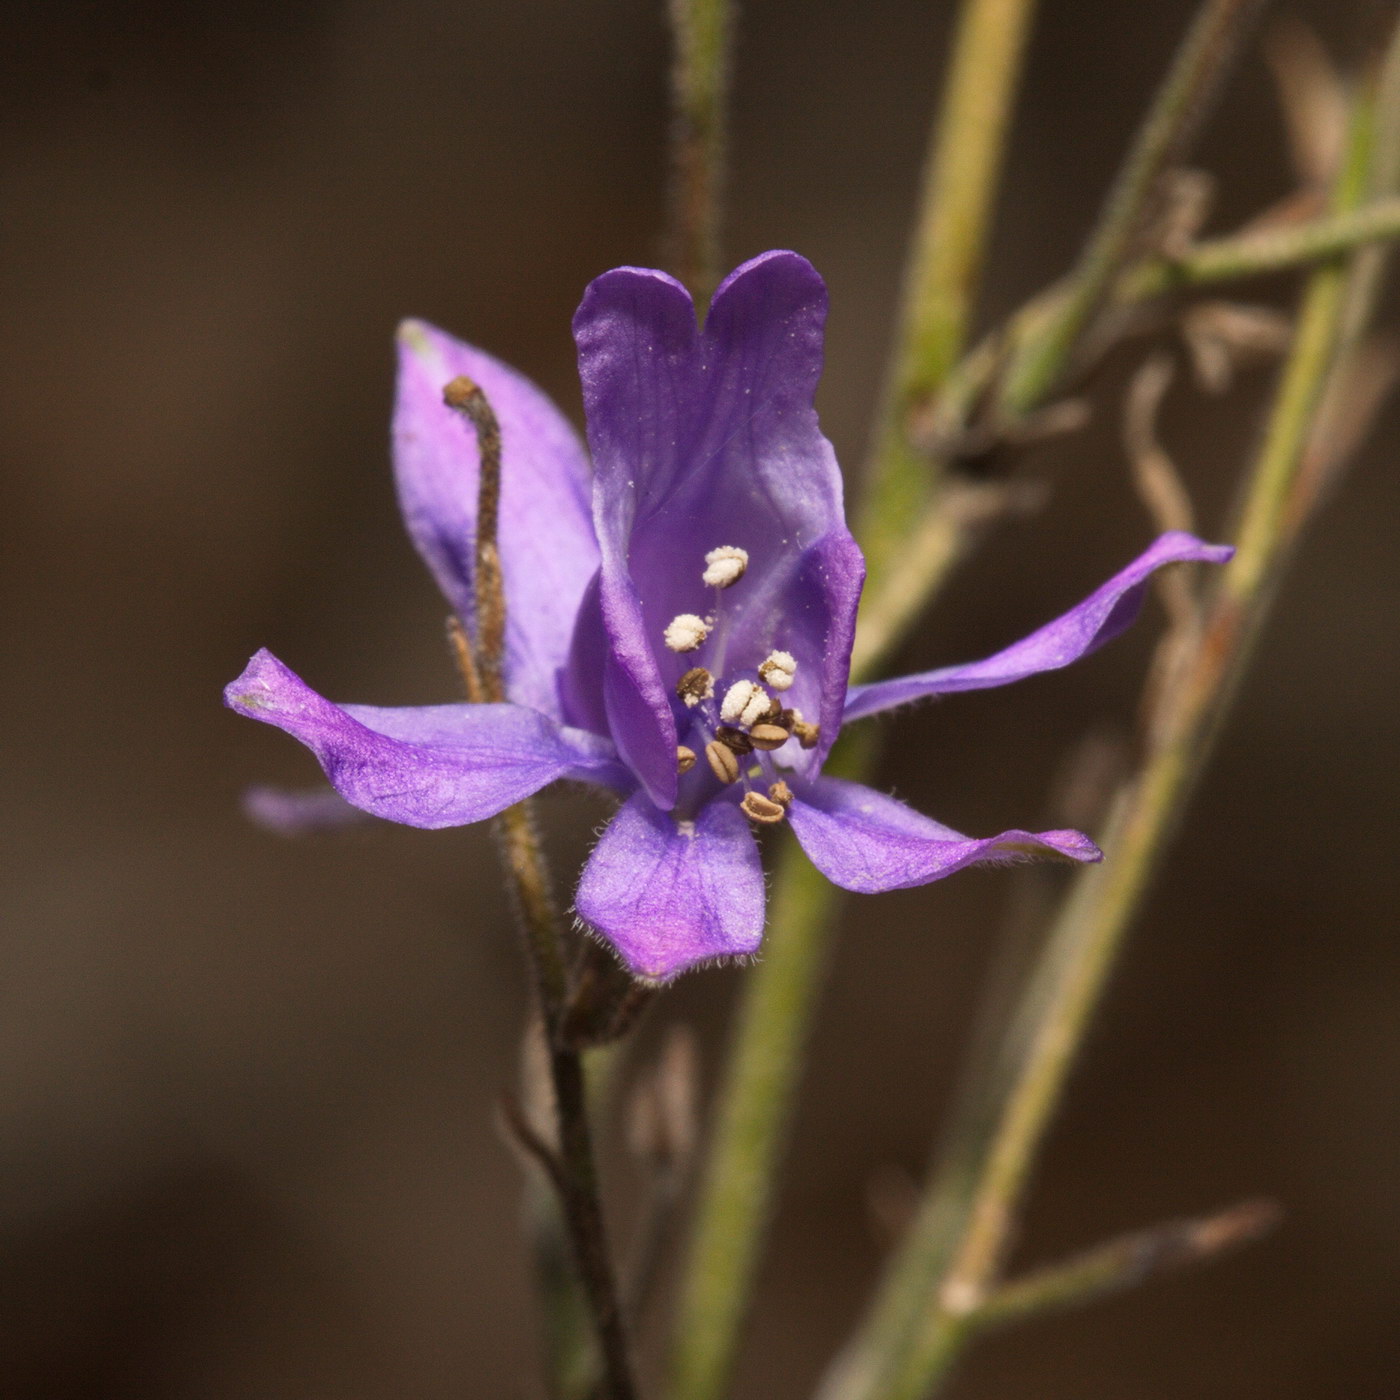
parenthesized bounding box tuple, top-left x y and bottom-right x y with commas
(843, 532, 1234, 722)
(225, 649, 623, 829)
(394, 319, 599, 720)
(788, 777, 1101, 893)
(570, 251, 859, 802)
(574, 793, 765, 982)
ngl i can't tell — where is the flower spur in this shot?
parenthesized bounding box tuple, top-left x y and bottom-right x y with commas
(226, 251, 1232, 982)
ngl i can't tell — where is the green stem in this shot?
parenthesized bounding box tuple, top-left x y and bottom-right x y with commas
(859, 0, 1039, 590)
(664, 830, 847, 1400)
(970, 1199, 1278, 1332)
(826, 53, 1393, 1400)
(1123, 194, 1400, 299)
(997, 0, 1267, 418)
(667, 0, 734, 304)
(665, 2, 1039, 1392)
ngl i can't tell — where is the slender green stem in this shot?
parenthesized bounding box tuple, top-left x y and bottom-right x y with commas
(859, 0, 1039, 590)
(667, 0, 734, 304)
(997, 0, 1267, 417)
(1123, 193, 1400, 299)
(664, 833, 846, 1400)
(971, 1199, 1278, 1331)
(665, 3, 1039, 1393)
(825, 54, 1394, 1400)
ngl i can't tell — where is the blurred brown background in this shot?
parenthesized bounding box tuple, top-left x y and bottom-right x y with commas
(3, 0, 1398, 1395)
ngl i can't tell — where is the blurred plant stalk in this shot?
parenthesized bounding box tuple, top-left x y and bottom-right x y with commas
(818, 22, 1400, 1400)
(666, 2, 1400, 1399)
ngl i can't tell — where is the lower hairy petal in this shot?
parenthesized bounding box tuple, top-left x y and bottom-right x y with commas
(787, 777, 1101, 894)
(575, 794, 765, 982)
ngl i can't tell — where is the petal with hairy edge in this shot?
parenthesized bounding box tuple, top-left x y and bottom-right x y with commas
(842, 532, 1234, 722)
(575, 793, 765, 982)
(788, 777, 1101, 894)
(224, 650, 624, 829)
(394, 320, 598, 720)
(569, 251, 860, 807)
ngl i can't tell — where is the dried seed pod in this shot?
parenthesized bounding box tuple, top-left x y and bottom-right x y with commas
(705, 739, 741, 785)
(740, 790, 787, 824)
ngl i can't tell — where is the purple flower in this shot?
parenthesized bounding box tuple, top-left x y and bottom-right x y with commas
(226, 252, 1232, 981)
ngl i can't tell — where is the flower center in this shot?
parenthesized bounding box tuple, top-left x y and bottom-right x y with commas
(660, 547, 820, 822)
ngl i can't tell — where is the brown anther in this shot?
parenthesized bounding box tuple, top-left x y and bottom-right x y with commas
(714, 724, 754, 755)
(740, 790, 787, 825)
(676, 745, 697, 774)
(792, 718, 821, 750)
(676, 666, 715, 707)
(767, 780, 793, 808)
(760, 694, 783, 723)
(748, 723, 789, 751)
(776, 708, 798, 731)
(704, 739, 741, 785)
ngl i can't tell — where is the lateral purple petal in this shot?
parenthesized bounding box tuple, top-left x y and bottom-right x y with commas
(394, 319, 598, 720)
(574, 793, 765, 982)
(788, 777, 1101, 894)
(843, 532, 1234, 722)
(224, 650, 622, 829)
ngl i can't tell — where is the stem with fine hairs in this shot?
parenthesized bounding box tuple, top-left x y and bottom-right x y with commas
(667, 0, 734, 304)
(444, 379, 638, 1400)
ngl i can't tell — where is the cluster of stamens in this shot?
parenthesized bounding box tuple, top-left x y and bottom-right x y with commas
(662, 547, 821, 827)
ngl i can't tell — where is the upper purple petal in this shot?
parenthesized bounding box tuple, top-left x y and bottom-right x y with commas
(225, 649, 624, 829)
(574, 792, 765, 982)
(788, 777, 1101, 893)
(569, 251, 861, 805)
(394, 319, 599, 720)
(843, 532, 1234, 722)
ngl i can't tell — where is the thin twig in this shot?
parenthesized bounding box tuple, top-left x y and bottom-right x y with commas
(1123, 194, 1400, 298)
(667, 0, 734, 304)
(971, 1199, 1280, 1330)
(444, 378, 638, 1400)
(996, 0, 1269, 417)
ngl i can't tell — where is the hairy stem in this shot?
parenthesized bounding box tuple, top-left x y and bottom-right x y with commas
(445, 381, 637, 1400)
(667, 0, 734, 304)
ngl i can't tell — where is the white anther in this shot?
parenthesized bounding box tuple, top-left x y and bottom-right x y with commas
(720, 680, 772, 728)
(758, 650, 797, 692)
(664, 613, 710, 653)
(702, 545, 749, 589)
